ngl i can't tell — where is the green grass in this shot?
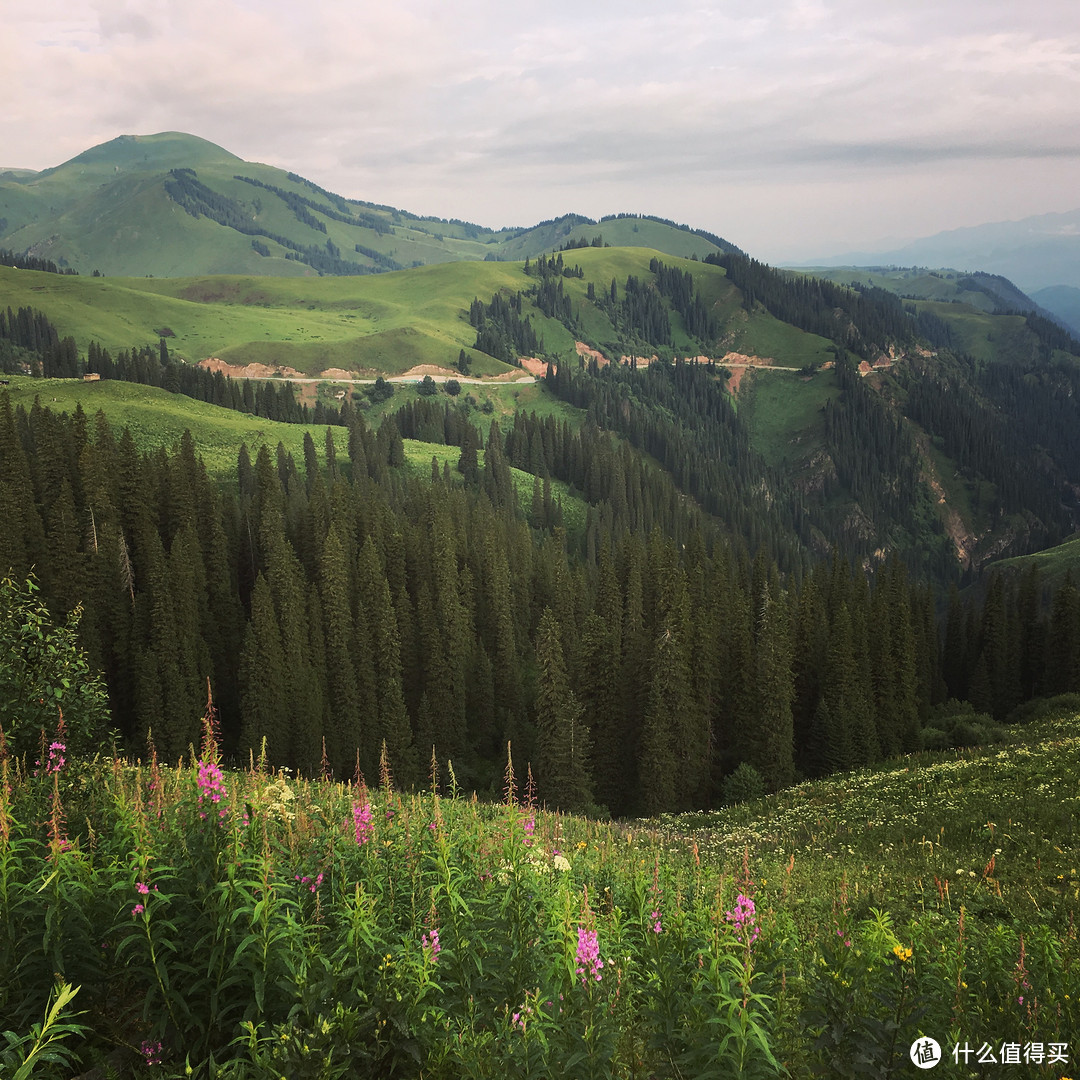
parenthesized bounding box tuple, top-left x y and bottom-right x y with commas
(728, 309, 835, 367)
(2, 375, 350, 479)
(4, 693, 1080, 1076)
(740, 367, 839, 470)
(991, 531, 1080, 585)
(3, 250, 840, 389)
(665, 696, 1080, 933)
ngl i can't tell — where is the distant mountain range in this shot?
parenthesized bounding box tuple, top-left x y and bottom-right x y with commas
(0, 132, 740, 279)
(800, 209, 1080, 335)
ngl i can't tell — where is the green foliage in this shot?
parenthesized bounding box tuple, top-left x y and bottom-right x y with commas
(722, 762, 766, 806)
(0, 982, 86, 1080)
(1, 696, 1079, 1077)
(0, 575, 110, 761)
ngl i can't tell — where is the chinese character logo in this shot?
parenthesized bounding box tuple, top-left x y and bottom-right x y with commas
(910, 1037, 942, 1069)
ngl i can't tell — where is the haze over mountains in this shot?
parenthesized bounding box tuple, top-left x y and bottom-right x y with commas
(803, 209, 1080, 335)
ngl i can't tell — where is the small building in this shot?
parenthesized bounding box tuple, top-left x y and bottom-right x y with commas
(83, 373, 101, 382)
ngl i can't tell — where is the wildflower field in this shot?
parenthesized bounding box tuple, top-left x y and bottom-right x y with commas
(2, 701, 1080, 1078)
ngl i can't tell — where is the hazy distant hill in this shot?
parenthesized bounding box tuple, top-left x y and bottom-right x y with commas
(1031, 284, 1080, 337)
(801, 208, 1080, 295)
(0, 132, 740, 278)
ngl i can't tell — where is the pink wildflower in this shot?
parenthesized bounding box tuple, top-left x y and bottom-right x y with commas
(522, 815, 536, 847)
(140, 1039, 163, 1066)
(352, 800, 373, 845)
(47, 741, 66, 773)
(575, 926, 603, 984)
(136, 882, 150, 895)
(725, 893, 760, 946)
(422, 928, 441, 962)
(132, 903, 145, 916)
(651, 909, 662, 934)
(196, 760, 225, 818)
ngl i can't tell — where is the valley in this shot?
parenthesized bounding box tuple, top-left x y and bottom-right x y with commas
(4, 130, 1080, 1079)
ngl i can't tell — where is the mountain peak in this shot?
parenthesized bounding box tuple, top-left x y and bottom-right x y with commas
(51, 132, 241, 176)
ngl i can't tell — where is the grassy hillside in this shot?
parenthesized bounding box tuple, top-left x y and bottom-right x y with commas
(988, 531, 1080, 587)
(2, 375, 351, 479)
(2, 248, 842, 379)
(3, 678, 1078, 1077)
(0, 132, 738, 279)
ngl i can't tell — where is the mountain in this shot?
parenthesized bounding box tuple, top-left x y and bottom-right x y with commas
(6, 242, 1080, 581)
(801, 208, 1080, 294)
(1030, 284, 1080, 338)
(0, 132, 739, 278)
(7, 154, 1080, 821)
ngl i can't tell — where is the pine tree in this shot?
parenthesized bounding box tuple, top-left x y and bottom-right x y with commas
(534, 608, 592, 812)
(747, 587, 796, 791)
(320, 525, 361, 775)
(239, 573, 289, 764)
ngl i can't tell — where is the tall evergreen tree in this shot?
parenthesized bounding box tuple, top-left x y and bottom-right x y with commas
(534, 607, 592, 812)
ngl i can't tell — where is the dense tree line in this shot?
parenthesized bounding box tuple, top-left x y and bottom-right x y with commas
(0, 305, 79, 377)
(901, 350, 1080, 550)
(649, 257, 718, 343)
(708, 253, 914, 359)
(940, 564, 1080, 723)
(605, 275, 672, 347)
(822, 355, 943, 562)
(0, 389, 965, 816)
(1, 249, 78, 274)
(469, 291, 541, 363)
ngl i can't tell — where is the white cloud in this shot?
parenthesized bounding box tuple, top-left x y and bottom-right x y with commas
(4, 0, 1080, 260)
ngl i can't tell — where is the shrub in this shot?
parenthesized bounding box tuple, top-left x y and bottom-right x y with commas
(0, 574, 110, 761)
(722, 762, 765, 805)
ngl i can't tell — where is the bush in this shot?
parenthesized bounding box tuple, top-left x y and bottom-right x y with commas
(1006, 693, 1080, 726)
(0, 574, 111, 761)
(722, 762, 765, 805)
(364, 377, 395, 403)
(417, 375, 438, 397)
(444, 379, 461, 397)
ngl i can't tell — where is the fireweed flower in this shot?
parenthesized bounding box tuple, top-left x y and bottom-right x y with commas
(196, 760, 225, 819)
(725, 893, 760, 946)
(47, 741, 66, 773)
(651, 909, 663, 934)
(132, 903, 145, 916)
(352, 800, 373, 845)
(522, 815, 536, 847)
(140, 1040, 163, 1067)
(422, 928, 441, 962)
(575, 926, 603, 984)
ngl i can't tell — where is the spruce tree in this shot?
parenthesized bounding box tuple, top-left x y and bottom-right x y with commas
(239, 573, 289, 765)
(534, 608, 592, 812)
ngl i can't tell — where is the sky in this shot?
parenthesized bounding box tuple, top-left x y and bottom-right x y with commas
(5, 0, 1080, 263)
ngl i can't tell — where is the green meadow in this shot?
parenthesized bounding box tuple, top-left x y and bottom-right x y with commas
(1, 376, 351, 480)
(3, 682, 1078, 1078)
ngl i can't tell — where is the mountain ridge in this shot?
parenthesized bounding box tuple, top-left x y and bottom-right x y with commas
(799, 207, 1080, 315)
(0, 131, 741, 278)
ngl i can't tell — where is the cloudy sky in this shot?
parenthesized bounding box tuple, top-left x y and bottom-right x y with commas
(5, 0, 1080, 262)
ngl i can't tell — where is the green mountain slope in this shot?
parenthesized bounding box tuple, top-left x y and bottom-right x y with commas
(7, 241, 1080, 577)
(0, 132, 739, 278)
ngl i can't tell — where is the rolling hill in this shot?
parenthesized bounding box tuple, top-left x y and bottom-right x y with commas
(0, 132, 740, 279)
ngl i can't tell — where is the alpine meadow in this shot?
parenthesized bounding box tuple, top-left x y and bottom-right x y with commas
(2, 132, 1080, 1079)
